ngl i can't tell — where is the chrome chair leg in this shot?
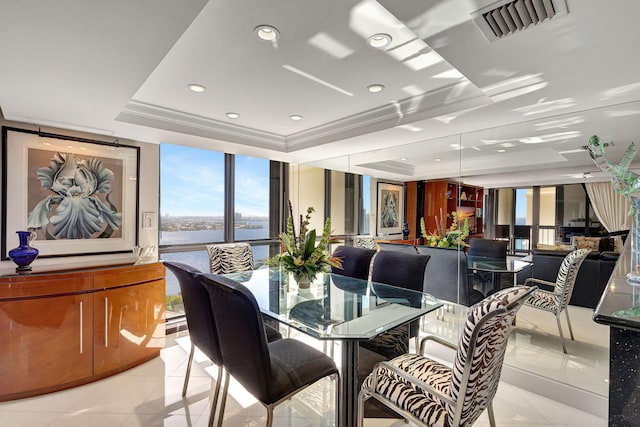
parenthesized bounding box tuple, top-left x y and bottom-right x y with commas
(556, 315, 567, 354)
(266, 406, 274, 427)
(565, 308, 575, 340)
(182, 343, 195, 397)
(487, 400, 497, 427)
(208, 365, 224, 427)
(216, 371, 230, 427)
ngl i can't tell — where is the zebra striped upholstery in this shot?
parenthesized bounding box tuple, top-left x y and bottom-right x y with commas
(523, 248, 590, 353)
(206, 242, 254, 274)
(354, 235, 377, 250)
(359, 286, 536, 427)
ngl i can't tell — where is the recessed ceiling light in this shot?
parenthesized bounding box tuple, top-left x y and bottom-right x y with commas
(367, 33, 392, 49)
(289, 115, 303, 121)
(226, 112, 240, 119)
(400, 157, 407, 161)
(255, 25, 279, 41)
(497, 149, 507, 153)
(435, 158, 441, 162)
(367, 84, 385, 93)
(187, 84, 206, 93)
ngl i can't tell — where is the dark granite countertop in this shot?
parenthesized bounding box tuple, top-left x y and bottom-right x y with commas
(593, 239, 640, 331)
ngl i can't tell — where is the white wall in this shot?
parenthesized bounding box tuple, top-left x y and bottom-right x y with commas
(0, 118, 160, 275)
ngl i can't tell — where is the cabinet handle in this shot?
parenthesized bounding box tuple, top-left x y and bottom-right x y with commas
(79, 301, 83, 354)
(105, 297, 109, 347)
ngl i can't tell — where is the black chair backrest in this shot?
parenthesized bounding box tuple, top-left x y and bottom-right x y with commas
(416, 246, 483, 306)
(370, 250, 429, 293)
(377, 242, 418, 254)
(468, 238, 508, 258)
(163, 261, 223, 366)
(198, 273, 274, 403)
(332, 245, 376, 280)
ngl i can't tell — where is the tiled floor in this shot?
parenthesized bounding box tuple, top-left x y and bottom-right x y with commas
(0, 320, 607, 427)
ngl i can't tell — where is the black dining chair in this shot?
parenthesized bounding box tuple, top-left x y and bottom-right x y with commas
(364, 250, 430, 356)
(163, 261, 225, 427)
(468, 238, 509, 294)
(164, 261, 282, 427)
(198, 273, 340, 427)
(416, 246, 484, 307)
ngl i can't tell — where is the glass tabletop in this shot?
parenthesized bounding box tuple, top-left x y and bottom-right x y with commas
(467, 256, 533, 273)
(223, 268, 442, 340)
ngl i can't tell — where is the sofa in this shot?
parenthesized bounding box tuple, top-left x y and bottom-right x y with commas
(516, 247, 619, 309)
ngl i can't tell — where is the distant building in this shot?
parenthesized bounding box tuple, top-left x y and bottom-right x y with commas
(235, 212, 242, 221)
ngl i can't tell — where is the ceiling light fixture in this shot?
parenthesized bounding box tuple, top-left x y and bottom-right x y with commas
(226, 112, 240, 119)
(367, 84, 385, 93)
(367, 33, 392, 49)
(435, 158, 441, 162)
(289, 115, 303, 121)
(497, 149, 507, 153)
(255, 25, 280, 41)
(400, 157, 407, 161)
(187, 84, 206, 93)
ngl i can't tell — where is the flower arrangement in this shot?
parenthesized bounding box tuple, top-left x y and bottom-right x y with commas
(267, 202, 342, 285)
(420, 209, 469, 248)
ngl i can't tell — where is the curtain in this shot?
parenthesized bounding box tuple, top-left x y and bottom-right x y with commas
(585, 182, 631, 251)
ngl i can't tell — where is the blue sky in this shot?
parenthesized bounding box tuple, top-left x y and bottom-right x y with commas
(160, 144, 269, 217)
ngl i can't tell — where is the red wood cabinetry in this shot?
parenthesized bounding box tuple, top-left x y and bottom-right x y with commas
(0, 263, 165, 401)
(422, 180, 483, 236)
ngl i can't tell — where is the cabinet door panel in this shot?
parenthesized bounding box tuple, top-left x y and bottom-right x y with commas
(0, 294, 92, 397)
(94, 280, 165, 375)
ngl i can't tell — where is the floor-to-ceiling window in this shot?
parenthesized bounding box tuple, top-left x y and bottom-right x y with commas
(159, 145, 275, 320)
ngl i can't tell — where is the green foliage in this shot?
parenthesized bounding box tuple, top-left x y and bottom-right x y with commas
(266, 201, 342, 281)
(420, 211, 469, 248)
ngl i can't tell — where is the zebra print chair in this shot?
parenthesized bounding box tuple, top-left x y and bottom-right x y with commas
(522, 248, 590, 354)
(354, 235, 377, 250)
(358, 285, 536, 427)
(206, 242, 254, 274)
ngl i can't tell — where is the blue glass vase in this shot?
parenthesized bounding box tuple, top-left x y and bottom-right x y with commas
(8, 231, 39, 272)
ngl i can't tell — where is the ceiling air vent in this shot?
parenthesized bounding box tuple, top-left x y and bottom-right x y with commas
(471, 0, 568, 42)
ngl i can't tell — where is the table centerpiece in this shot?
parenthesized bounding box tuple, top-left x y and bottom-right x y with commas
(267, 202, 342, 289)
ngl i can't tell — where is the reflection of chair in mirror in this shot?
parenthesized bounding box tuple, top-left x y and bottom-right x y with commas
(367, 250, 430, 354)
(332, 245, 376, 281)
(468, 238, 508, 295)
(354, 235, 377, 249)
(377, 242, 418, 254)
(521, 248, 590, 354)
(358, 286, 536, 427)
(199, 273, 339, 427)
(206, 242, 254, 274)
(416, 246, 484, 308)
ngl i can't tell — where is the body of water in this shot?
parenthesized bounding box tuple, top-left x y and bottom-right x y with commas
(160, 228, 271, 296)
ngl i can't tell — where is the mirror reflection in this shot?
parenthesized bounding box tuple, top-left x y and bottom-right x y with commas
(303, 101, 640, 399)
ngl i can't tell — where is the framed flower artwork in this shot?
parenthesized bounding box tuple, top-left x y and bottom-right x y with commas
(1, 127, 139, 259)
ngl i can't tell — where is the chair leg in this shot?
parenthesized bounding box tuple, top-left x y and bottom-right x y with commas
(266, 406, 274, 427)
(182, 343, 195, 397)
(487, 401, 496, 427)
(207, 365, 224, 427)
(556, 315, 568, 354)
(565, 308, 575, 340)
(216, 371, 230, 427)
(357, 390, 366, 427)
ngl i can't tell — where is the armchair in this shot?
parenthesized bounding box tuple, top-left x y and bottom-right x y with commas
(522, 248, 590, 353)
(358, 286, 536, 427)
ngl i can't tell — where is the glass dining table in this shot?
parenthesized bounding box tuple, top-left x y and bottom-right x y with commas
(467, 255, 533, 293)
(223, 267, 442, 427)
